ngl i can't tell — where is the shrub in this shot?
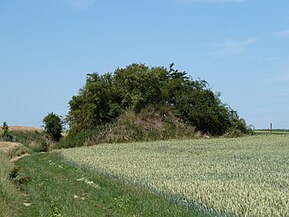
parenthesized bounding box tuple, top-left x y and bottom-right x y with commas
(29, 141, 48, 152)
(1, 122, 13, 142)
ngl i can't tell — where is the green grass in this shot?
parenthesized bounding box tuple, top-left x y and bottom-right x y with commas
(16, 152, 207, 217)
(0, 151, 22, 217)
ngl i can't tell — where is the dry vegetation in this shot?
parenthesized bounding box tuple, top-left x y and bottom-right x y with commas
(0, 151, 22, 217)
(0, 142, 21, 154)
(0, 126, 45, 158)
(0, 126, 43, 132)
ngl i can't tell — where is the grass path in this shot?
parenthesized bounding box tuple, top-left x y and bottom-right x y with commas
(16, 152, 207, 217)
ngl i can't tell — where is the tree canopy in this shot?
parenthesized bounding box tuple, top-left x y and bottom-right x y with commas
(67, 63, 248, 136)
(43, 113, 63, 142)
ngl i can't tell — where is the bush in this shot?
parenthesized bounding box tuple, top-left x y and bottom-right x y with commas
(1, 122, 13, 142)
(43, 113, 63, 142)
(8, 130, 49, 153)
(29, 141, 48, 152)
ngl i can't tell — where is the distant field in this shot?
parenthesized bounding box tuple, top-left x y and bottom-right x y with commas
(254, 130, 289, 135)
(0, 126, 43, 132)
(60, 134, 289, 216)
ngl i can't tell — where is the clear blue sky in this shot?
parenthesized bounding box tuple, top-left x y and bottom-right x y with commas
(1, 0, 289, 129)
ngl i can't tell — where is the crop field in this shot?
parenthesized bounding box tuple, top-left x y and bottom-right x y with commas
(60, 134, 289, 217)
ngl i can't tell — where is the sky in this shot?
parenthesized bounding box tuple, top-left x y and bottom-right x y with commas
(1, 0, 289, 129)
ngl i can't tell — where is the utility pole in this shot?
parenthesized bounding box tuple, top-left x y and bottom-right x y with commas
(270, 123, 273, 134)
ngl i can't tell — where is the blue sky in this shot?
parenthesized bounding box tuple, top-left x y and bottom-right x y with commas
(1, 0, 289, 129)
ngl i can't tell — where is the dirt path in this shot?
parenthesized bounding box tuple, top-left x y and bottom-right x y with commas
(10, 153, 31, 162)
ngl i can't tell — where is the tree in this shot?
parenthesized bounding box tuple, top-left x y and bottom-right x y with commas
(67, 63, 249, 136)
(43, 113, 63, 142)
(113, 64, 167, 112)
(67, 73, 121, 135)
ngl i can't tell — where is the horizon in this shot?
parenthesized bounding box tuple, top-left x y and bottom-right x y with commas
(1, 0, 289, 129)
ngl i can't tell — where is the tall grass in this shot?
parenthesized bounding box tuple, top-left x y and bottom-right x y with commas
(55, 108, 196, 149)
(8, 130, 49, 152)
(0, 151, 22, 217)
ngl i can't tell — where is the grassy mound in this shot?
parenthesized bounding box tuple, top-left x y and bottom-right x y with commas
(56, 106, 196, 149)
(9, 129, 49, 153)
(1, 126, 49, 155)
(87, 107, 196, 144)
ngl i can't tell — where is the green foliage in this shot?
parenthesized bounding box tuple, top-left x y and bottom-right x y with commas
(8, 165, 30, 189)
(67, 63, 249, 139)
(0, 151, 22, 217)
(67, 73, 121, 135)
(29, 141, 48, 152)
(43, 113, 63, 142)
(8, 130, 49, 154)
(55, 129, 98, 149)
(113, 64, 167, 112)
(1, 122, 13, 142)
(10, 130, 45, 145)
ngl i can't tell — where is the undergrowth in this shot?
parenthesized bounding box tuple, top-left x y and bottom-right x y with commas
(0, 151, 23, 217)
(55, 107, 197, 149)
(9, 130, 49, 153)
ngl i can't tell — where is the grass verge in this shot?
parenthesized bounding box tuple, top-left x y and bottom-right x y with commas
(0, 151, 22, 217)
(16, 152, 207, 217)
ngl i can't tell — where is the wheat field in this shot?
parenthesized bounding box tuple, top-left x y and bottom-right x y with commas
(60, 134, 289, 216)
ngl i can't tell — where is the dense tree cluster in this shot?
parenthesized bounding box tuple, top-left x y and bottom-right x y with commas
(67, 63, 248, 136)
(43, 113, 63, 142)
